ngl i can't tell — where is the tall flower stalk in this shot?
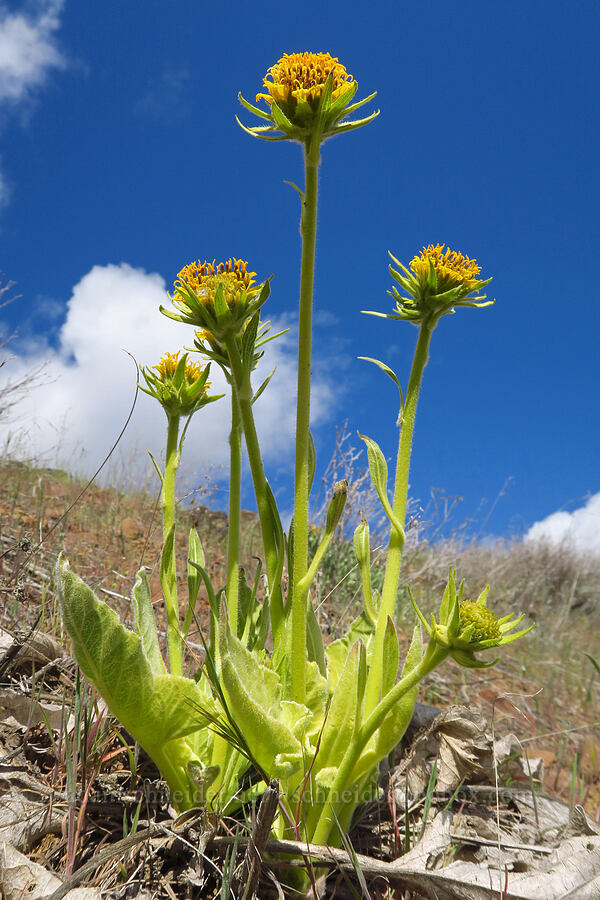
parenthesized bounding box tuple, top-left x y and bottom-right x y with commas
(289, 137, 320, 703)
(362, 245, 494, 711)
(226, 385, 242, 633)
(161, 412, 183, 673)
(139, 351, 220, 674)
(240, 51, 379, 702)
(162, 259, 285, 629)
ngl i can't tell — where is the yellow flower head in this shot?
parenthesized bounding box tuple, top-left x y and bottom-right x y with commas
(410, 244, 482, 292)
(140, 351, 219, 419)
(458, 600, 501, 643)
(380, 246, 493, 325)
(257, 52, 355, 110)
(162, 256, 270, 346)
(175, 258, 258, 310)
(238, 51, 377, 146)
(153, 351, 204, 384)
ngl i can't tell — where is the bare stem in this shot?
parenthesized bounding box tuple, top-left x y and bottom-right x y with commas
(364, 320, 435, 714)
(226, 386, 242, 634)
(290, 142, 320, 704)
(161, 414, 182, 676)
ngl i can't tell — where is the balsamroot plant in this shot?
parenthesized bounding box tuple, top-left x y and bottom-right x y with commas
(57, 51, 533, 874)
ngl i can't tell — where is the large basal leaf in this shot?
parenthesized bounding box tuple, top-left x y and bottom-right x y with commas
(217, 609, 304, 778)
(316, 640, 366, 772)
(303, 659, 329, 744)
(131, 568, 166, 676)
(57, 555, 216, 751)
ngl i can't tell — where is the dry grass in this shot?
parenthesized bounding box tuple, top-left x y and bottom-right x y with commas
(1, 457, 600, 897)
(0, 458, 261, 645)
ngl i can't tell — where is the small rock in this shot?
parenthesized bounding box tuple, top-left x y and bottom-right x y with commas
(120, 517, 143, 540)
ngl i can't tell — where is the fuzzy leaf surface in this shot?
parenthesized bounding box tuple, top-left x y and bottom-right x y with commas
(317, 641, 366, 771)
(57, 555, 216, 750)
(131, 568, 166, 676)
(326, 613, 374, 691)
(217, 612, 304, 778)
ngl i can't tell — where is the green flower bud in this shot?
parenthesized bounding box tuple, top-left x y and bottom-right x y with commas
(353, 517, 370, 571)
(139, 352, 222, 419)
(408, 568, 533, 670)
(325, 479, 348, 534)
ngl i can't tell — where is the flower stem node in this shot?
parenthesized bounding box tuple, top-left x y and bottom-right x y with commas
(238, 51, 379, 151)
(160, 258, 271, 344)
(139, 352, 222, 419)
(367, 244, 494, 326)
(409, 568, 534, 669)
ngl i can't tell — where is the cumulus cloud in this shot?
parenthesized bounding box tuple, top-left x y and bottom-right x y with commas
(0, 263, 337, 493)
(0, 0, 65, 104)
(525, 492, 600, 555)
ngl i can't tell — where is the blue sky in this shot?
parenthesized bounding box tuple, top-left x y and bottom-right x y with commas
(1, 0, 599, 549)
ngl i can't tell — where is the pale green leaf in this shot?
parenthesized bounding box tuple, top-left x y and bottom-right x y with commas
(381, 616, 399, 698)
(373, 624, 422, 761)
(317, 641, 366, 772)
(183, 527, 204, 638)
(131, 568, 166, 676)
(358, 433, 405, 538)
(217, 611, 303, 778)
(326, 613, 374, 691)
(57, 555, 217, 751)
(303, 659, 329, 743)
(358, 357, 404, 410)
(352, 624, 423, 782)
(306, 599, 326, 676)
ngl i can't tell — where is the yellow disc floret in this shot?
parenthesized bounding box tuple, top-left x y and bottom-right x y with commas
(410, 244, 482, 292)
(257, 52, 355, 108)
(458, 600, 501, 643)
(175, 258, 257, 309)
(153, 351, 204, 383)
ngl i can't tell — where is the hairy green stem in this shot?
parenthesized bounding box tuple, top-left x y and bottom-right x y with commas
(364, 320, 435, 714)
(312, 641, 448, 845)
(224, 336, 283, 627)
(161, 414, 183, 676)
(226, 386, 242, 634)
(290, 143, 320, 705)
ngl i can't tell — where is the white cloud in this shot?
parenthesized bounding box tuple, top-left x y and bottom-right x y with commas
(525, 492, 600, 555)
(0, 0, 65, 104)
(0, 1, 66, 207)
(0, 263, 337, 493)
